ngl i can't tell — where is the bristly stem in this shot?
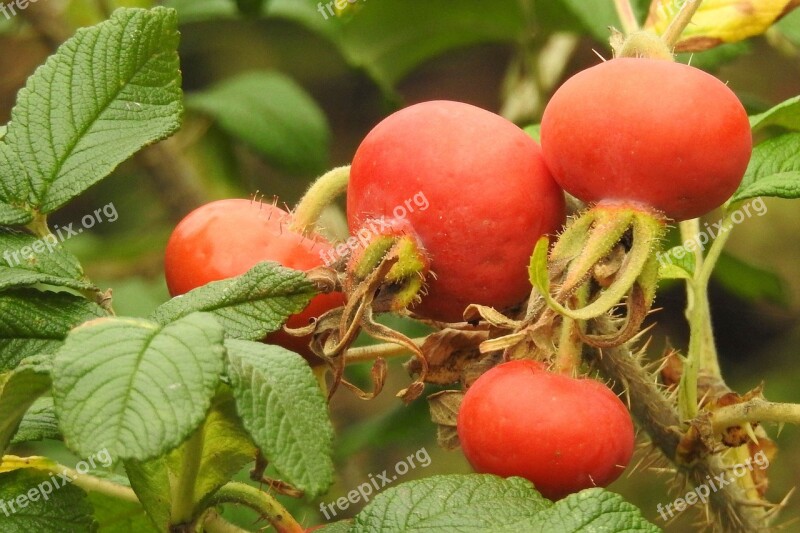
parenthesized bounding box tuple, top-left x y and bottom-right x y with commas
(292, 166, 350, 236)
(661, 0, 704, 49)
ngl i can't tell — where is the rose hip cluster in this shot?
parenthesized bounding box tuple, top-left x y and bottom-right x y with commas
(164, 57, 751, 500)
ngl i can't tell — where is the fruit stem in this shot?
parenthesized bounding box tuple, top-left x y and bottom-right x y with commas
(677, 214, 730, 419)
(344, 337, 428, 364)
(291, 166, 350, 236)
(661, 0, 704, 49)
(613, 0, 640, 35)
(712, 399, 800, 430)
(207, 482, 304, 533)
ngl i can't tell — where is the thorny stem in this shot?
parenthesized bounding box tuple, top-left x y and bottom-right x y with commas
(586, 337, 769, 532)
(207, 482, 304, 533)
(712, 399, 800, 432)
(291, 166, 350, 236)
(661, 0, 704, 49)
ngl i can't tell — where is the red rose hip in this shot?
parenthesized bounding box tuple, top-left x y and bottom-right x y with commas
(164, 199, 343, 357)
(347, 100, 565, 322)
(457, 359, 635, 500)
(540, 58, 752, 221)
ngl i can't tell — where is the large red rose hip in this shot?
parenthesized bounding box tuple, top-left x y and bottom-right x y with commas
(164, 199, 343, 358)
(347, 100, 565, 322)
(457, 359, 635, 500)
(540, 58, 752, 221)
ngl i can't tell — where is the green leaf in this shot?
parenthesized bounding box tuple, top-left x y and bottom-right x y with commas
(352, 475, 659, 532)
(732, 133, 800, 201)
(52, 313, 225, 460)
(0, 356, 52, 455)
(353, 474, 551, 531)
(656, 245, 696, 280)
(151, 261, 317, 341)
(167, 388, 256, 509)
(0, 229, 94, 292)
(188, 71, 330, 175)
(10, 396, 61, 445)
(0, 289, 107, 372)
(528, 488, 661, 532)
(125, 458, 171, 531)
(0, 469, 97, 532)
(3, 7, 182, 213)
(0, 145, 33, 225)
(750, 95, 800, 132)
(87, 492, 158, 533)
(225, 339, 334, 498)
(338, 0, 524, 88)
(713, 252, 788, 306)
(317, 522, 354, 533)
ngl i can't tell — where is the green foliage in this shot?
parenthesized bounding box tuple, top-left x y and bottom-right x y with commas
(0, 469, 97, 532)
(0, 7, 182, 215)
(188, 71, 331, 175)
(733, 132, 800, 201)
(52, 313, 225, 460)
(151, 261, 317, 340)
(0, 290, 106, 372)
(0, 356, 52, 454)
(225, 339, 334, 497)
(10, 397, 60, 445)
(351, 474, 660, 532)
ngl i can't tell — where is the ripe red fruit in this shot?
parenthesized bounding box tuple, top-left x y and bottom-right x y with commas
(540, 58, 752, 221)
(457, 359, 635, 500)
(164, 199, 343, 357)
(347, 100, 565, 322)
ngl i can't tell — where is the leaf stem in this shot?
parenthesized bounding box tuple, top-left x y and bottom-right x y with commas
(661, 0, 704, 48)
(291, 166, 350, 236)
(65, 467, 139, 503)
(171, 428, 205, 524)
(207, 482, 304, 533)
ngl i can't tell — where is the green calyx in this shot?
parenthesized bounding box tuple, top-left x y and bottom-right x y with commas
(530, 202, 666, 329)
(613, 30, 675, 61)
(345, 221, 430, 312)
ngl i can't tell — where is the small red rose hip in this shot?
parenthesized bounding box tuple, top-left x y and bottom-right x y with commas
(164, 199, 344, 358)
(540, 58, 752, 221)
(457, 359, 635, 500)
(347, 100, 565, 322)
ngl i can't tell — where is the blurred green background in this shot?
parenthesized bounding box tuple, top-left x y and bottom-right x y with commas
(4, 0, 800, 530)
